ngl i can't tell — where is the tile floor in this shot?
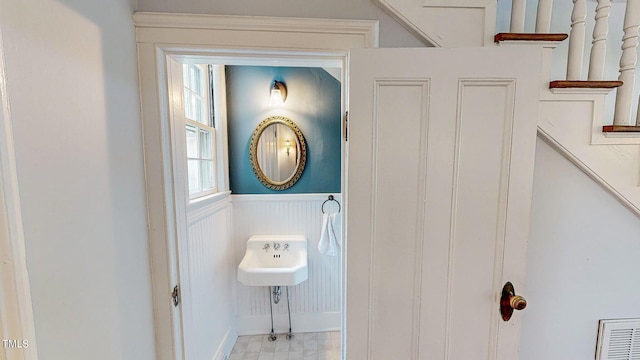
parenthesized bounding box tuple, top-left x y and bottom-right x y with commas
(230, 331, 341, 360)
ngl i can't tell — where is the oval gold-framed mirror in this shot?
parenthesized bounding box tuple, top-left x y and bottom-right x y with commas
(249, 115, 307, 190)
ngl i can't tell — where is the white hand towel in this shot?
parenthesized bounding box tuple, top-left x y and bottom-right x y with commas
(318, 213, 340, 256)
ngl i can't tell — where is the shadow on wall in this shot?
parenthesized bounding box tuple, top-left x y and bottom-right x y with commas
(226, 66, 342, 194)
(3, 0, 156, 359)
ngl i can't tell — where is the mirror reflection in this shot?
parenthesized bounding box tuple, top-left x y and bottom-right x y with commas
(257, 123, 299, 182)
(249, 116, 306, 190)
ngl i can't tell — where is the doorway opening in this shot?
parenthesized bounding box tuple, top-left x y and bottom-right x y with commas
(134, 13, 377, 359)
(175, 54, 346, 359)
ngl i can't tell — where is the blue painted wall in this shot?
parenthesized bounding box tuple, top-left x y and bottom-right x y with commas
(226, 66, 342, 194)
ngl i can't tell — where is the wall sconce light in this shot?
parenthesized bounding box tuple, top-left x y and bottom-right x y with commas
(285, 139, 292, 156)
(270, 80, 287, 105)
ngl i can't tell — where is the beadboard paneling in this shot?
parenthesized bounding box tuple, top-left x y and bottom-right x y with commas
(232, 194, 342, 335)
(184, 198, 236, 360)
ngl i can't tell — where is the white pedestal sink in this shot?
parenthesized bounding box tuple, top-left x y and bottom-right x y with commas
(237, 235, 308, 286)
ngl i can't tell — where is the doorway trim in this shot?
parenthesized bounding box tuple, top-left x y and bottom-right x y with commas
(133, 13, 378, 360)
(0, 25, 38, 360)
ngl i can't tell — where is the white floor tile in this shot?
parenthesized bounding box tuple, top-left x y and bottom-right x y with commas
(302, 350, 318, 360)
(246, 341, 262, 353)
(289, 339, 303, 352)
(273, 352, 289, 360)
(303, 340, 318, 351)
(303, 333, 318, 341)
(229, 332, 339, 360)
(261, 341, 276, 352)
(288, 351, 303, 360)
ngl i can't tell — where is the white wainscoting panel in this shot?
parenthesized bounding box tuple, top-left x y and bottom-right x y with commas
(232, 194, 342, 335)
(183, 198, 237, 360)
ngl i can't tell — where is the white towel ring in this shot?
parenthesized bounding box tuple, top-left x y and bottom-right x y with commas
(321, 195, 341, 214)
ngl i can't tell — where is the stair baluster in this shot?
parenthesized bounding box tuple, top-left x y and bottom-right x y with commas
(535, 0, 553, 33)
(614, 0, 640, 126)
(511, 0, 526, 33)
(588, 0, 612, 81)
(567, 0, 587, 80)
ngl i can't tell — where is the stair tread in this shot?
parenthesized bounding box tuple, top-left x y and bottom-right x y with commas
(494, 33, 568, 43)
(550, 80, 623, 89)
(602, 125, 640, 132)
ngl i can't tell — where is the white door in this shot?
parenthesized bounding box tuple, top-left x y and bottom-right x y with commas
(346, 46, 541, 359)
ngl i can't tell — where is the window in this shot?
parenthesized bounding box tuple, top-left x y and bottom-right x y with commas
(183, 64, 217, 198)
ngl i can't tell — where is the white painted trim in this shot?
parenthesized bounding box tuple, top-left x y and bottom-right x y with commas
(497, 41, 563, 48)
(603, 132, 640, 138)
(212, 327, 237, 360)
(134, 13, 377, 360)
(543, 89, 640, 145)
(134, 13, 378, 44)
(211, 65, 230, 193)
(133, 12, 379, 49)
(187, 191, 231, 214)
(374, 0, 496, 47)
(374, 0, 440, 46)
(536, 128, 640, 217)
(0, 25, 38, 360)
(187, 196, 232, 225)
(549, 88, 613, 95)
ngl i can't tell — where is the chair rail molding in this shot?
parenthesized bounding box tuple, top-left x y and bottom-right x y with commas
(133, 13, 377, 360)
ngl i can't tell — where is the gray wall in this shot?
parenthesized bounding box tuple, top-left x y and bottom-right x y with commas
(1, 0, 156, 359)
(522, 139, 640, 360)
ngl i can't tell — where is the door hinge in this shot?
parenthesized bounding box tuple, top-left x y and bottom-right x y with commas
(344, 111, 349, 142)
(171, 285, 180, 307)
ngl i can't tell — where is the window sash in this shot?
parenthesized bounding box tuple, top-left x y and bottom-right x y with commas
(186, 119, 217, 198)
(183, 62, 217, 200)
(183, 64, 212, 127)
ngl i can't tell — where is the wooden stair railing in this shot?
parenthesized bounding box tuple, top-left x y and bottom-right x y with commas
(494, 33, 567, 43)
(549, 80, 622, 89)
(602, 125, 640, 133)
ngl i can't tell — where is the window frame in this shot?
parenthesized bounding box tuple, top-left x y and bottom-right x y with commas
(182, 63, 218, 200)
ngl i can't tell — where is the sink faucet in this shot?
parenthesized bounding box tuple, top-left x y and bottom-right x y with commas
(273, 242, 281, 250)
(262, 243, 270, 252)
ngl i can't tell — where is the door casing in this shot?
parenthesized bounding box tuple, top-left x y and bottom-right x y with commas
(133, 12, 377, 359)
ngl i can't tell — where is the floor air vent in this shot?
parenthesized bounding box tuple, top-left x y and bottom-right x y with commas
(596, 319, 640, 360)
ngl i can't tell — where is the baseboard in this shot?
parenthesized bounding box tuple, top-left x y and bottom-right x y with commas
(212, 327, 238, 360)
(238, 312, 341, 336)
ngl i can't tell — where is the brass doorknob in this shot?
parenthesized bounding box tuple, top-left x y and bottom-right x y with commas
(509, 294, 527, 311)
(500, 282, 527, 321)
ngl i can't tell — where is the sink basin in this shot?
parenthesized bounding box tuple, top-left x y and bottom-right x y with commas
(238, 235, 308, 286)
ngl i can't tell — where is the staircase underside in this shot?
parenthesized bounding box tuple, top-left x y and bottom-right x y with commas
(374, 0, 497, 47)
(538, 89, 640, 216)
